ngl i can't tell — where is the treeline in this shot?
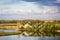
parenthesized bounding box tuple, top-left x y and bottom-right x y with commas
(0, 20, 60, 24)
(0, 20, 17, 24)
(20, 20, 60, 25)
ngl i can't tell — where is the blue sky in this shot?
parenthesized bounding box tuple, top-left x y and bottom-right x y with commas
(0, 0, 60, 20)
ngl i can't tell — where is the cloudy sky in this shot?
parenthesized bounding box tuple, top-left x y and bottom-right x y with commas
(0, 0, 60, 20)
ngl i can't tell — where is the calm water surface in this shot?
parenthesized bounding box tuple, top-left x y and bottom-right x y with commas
(0, 30, 60, 40)
(0, 35, 60, 40)
(0, 30, 17, 32)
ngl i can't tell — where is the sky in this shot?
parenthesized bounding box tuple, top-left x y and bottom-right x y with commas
(0, 0, 60, 20)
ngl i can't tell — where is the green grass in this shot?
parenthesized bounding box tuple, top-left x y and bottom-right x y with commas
(0, 32, 20, 36)
(0, 24, 17, 26)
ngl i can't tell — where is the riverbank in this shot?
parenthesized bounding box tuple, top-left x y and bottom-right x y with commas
(0, 32, 60, 37)
(0, 32, 20, 36)
(0, 20, 60, 37)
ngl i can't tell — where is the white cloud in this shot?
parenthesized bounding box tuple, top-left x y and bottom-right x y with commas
(0, 1, 41, 14)
(0, 1, 59, 14)
(43, 6, 58, 14)
(0, 0, 60, 20)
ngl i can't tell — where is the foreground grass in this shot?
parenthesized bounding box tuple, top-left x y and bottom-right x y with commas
(0, 32, 60, 37)
(0, 32, 21, 36)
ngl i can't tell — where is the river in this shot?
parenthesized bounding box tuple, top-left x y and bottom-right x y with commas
(0, 35, 60, 40)
(0, 30, 17, 32)
(0, 30, 60, 40)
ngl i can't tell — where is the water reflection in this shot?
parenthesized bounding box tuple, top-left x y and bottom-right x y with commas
(0, 30, 17, 32)
(0, 35, 60, 40)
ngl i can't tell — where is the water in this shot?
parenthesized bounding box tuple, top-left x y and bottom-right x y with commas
(0, 30, 60, 40)
(0, 35, 60, 40)
(0, 30, 17, 32)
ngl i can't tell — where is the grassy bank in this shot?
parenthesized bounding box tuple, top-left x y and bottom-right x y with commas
(0, 32, 60, 37)
(0, 20, 60, 37)
(0, 32, 20, 36)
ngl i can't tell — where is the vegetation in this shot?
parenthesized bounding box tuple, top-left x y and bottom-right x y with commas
(0, 20, 60, 37)
(19, 20, 60, 37)
(0, 32, 20, 36)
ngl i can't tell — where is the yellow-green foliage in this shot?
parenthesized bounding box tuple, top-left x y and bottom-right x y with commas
(19, 20, 60, 37)
(0, 20, 60, 37)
